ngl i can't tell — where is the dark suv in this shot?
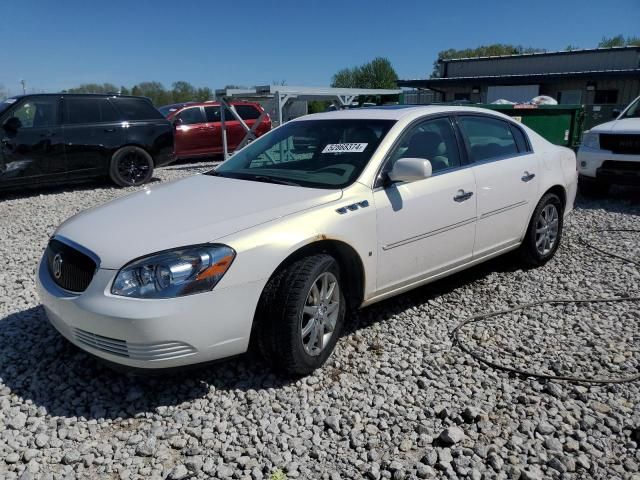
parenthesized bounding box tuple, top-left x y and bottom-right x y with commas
(0, 94, 174, 191)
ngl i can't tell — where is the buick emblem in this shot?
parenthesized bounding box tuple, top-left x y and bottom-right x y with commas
(52, 253, 63, 279)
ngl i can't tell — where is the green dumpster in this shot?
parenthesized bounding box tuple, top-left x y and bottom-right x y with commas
(473, 104, 586, 150)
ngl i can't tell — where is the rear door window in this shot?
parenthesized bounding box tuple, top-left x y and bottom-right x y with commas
(111, 97, 164, 120)
(177, 107, 205, 125)
(63, 97, 120, 124)
(457, 116, 519, 162)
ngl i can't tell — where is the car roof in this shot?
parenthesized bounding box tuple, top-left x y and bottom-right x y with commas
(7, 93, 149, 100)
(296, 105, 510, 122)
(159, 100, 260, 110)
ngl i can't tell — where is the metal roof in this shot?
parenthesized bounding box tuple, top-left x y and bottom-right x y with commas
(398, 68, 640, 88)
(439, 45, 640, 63)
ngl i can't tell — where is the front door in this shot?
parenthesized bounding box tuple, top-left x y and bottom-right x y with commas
(374, 116, 477, 293)
(0, 96, 65, 188)
(456, 115, 540, 258)
(174, 106, 209, 157)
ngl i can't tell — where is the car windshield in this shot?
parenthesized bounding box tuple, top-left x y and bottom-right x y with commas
(210, 119, 395, 189)
(0, 97, 19, 116)
(622, 97, 640, 119)
(158, 105, 178, 117)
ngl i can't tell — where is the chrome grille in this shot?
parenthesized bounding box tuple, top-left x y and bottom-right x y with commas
(600, 134, 640, 155)
(73, 328, 197, 361)
(46, 239, 97, 293)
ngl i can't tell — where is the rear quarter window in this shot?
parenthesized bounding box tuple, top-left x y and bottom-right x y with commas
(234, 104, 261, 120)
(111, 98, 164, 120)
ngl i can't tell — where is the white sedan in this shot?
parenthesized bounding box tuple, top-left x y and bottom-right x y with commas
(37, 106, 578, 375)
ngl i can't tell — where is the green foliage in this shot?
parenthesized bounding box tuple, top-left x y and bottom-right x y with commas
(308, 100, 330, 114)
(66, 83, 119, 94)
(64, 81, 214, 106)
(270, 469, 287, 480)
(331, 57, 398, 89)
(598, 35, 640, 48)
(431, 44, 546, 77)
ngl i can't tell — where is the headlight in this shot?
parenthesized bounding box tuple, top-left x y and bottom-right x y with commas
(582, 131, 600, 150)
(111, 244, 235, 299)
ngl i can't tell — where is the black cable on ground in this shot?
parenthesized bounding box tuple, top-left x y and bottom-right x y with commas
(452, 228, 640, 384)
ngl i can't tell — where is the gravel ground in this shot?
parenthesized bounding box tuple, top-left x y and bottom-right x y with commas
(1, 164, 639, 480)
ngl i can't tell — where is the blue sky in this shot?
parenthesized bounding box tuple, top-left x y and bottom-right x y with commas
(1, 0, 638, 95)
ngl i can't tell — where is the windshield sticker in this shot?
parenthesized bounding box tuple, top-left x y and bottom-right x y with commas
(3, 98, 17, 104)
(322, 143, 368, 154)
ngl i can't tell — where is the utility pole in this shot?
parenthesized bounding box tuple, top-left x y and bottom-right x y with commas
(20, 79, 26, 95)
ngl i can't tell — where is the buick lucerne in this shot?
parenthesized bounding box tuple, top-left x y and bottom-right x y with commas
(37, 106, 578, 375)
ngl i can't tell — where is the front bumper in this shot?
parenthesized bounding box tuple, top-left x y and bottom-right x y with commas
(36, 257, 264, 369)
(577, 147, 640, 184)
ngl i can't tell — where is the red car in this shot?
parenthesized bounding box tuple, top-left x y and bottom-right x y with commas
(159, 101, 271, 159)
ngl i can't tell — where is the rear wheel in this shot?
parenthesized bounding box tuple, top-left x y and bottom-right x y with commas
(255, 254, 346, 375)
(579, 176, 609, 197)
(109, 146, 154, 187)
(520, 193, 564, 267)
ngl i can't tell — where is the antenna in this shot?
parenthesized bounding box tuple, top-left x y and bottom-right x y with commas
(20, 79, 26, 95)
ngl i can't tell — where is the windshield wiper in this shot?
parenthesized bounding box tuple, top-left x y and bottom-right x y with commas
(239, 174, 301, 186)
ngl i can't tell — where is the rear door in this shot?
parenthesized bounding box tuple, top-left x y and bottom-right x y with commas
(62, 96, 125, 178)
(174, 106, 208, 157)
(0, 96, 65, 187)
(456, 115, 539, 258)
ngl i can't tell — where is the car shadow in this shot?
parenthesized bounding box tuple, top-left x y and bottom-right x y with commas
(574, 185, 640, 216)
(0, 305, 297, 420)
(0, 253, 521, 421)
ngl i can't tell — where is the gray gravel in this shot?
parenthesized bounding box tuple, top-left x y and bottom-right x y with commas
(1, 167, 639, 479)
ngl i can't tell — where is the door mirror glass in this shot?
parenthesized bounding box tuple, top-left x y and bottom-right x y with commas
(388, 158, 432, 184)
(172, 117, 183, 127)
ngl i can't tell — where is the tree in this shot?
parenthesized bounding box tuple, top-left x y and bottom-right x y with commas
(331, 57, 398, 89)
(171, 81, 196, 103)
(119, 86, 130, 95)
(598, 35, 640, 48)
(194, 87, 213, 102)
(431, 44, 546, 77)
(134, 81, 170, 105)
(66, 83, 119, 94)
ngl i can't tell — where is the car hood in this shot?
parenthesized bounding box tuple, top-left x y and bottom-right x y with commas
(590, 117, 640, 134)
(55, 174, 343, 269)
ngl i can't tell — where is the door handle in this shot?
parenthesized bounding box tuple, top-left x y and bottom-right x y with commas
(104, 128, 116, 133)
(40, 132, 56, 138)
(521, 171, 536, 182)
(454, 190, 474, 202)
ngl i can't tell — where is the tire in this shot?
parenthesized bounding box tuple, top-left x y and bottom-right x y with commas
(255, 254, 346, 375)
(520, 193, 564, 267)
(579, 176, 609, 197)
(109, 146, 154, 187)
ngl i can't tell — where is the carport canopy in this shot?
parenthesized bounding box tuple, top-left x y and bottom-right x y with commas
(214, 85, 402, 159)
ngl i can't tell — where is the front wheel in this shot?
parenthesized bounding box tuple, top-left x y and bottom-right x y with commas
(255, 254, 346, 375)
(109, 146, 154, 187)
(520, 193, 564, 267)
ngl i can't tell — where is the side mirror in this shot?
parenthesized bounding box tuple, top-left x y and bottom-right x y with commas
(172, 117, 183, 127)
(388, 158, 432, 184)
(2, 117, 21, 133)
(611, 108, 621, 119)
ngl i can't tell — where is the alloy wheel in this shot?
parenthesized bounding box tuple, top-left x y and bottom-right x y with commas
(300, 271, 340, 356)
(117, 151, 150, 185)
(535, 203, 559, 256)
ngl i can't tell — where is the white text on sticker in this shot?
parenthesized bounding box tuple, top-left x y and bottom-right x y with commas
(322, 143, 368, 154)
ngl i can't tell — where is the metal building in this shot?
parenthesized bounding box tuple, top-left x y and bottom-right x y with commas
(398, 46, 640, 129)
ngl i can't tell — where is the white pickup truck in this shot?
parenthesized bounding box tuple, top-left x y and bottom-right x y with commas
(578, 95, 640, 195)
